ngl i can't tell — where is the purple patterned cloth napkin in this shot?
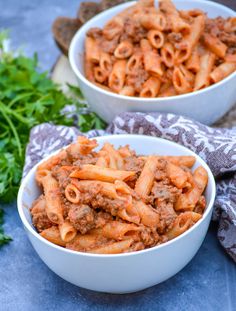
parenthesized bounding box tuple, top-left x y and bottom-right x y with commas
(24, 112, 236, 262)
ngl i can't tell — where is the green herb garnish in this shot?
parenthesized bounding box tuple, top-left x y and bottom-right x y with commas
(0, 209, 12, 246)
(0, 32, 106, 244)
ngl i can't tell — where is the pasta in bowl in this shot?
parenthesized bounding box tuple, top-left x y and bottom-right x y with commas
(69, 0, 236, 124)
(18, 135, 216, 293)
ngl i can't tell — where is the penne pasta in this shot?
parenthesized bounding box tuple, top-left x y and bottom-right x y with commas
(175, 15, 205, 64)
(135, 156, 159, 198)
(186, 47, 200, 73)
(141, 13, 166, 31)
(134, 200, 160, 229)
(194, 52, 215, 91)
(161, 42, 175, 68)
(147, 29, 165, 49)
(85, 36, 100, 64)
(175, 166, 208, 211)
(210, 62, 236, 83)
(119, 86, 135, 96)
(114, 41, 134, 59)
(108, 60, 127, 92)
(166, 162, 188, 188)
(202, 33, 228, 59)
(103, 16, 123, 40)
(166, 212, 202, 240)
(140, 76, 161, 97)
(59, 220, 77, 242)
(100, 52, 113, 75)
(42, 173, 64, 224)
(173, 66, 192, 94)
(70, 164, 135, 183)
(40, 226, 66, 246)
(126, 52, 143, 74)
(94, 66, 107, 83)
(102, 221, 141, 240)
(89, 239, 134, 254)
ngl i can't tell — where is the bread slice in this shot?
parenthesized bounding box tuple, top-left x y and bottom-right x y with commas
(77, 2, 102, 24)
(52, 17, 82, 56)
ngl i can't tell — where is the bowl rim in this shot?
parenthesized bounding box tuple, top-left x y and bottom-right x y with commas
(17, 134, 216, 258)
(69, 0, 236, 102)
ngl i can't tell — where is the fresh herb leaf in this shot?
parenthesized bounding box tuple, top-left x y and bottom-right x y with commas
(0, 209, 12, 246)
(0, 31, 106, 205)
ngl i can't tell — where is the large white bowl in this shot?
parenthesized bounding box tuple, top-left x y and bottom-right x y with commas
(18, 135, 216, 293)
(69, 0, 236, 125)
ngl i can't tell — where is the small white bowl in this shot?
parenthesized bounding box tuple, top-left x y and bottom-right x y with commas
(69, 0, 236, 125)
(18, 135, 216, 293)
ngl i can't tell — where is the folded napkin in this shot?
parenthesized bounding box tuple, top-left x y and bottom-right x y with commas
(24, 112, 236, 262)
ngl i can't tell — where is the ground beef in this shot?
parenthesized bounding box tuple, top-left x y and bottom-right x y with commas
(156, 202, 177, 233)
(127, 68, 149, 93)
(31, 195, 52, 232)
(68, 204, 96, 234)
(86, 27, 103, 40)
(123, 17, 147, 43)
(151, 181, 181, 205)
(124, 156, 144, 172)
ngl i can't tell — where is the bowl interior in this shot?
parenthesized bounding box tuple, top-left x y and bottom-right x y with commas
(18, 134, 216, 254)
(70, 0, 235, 78)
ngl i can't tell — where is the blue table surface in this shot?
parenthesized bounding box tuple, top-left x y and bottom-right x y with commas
(1, 1, 236, 310)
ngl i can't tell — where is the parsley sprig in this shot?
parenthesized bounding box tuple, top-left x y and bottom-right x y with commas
(0, 31, 106, 245)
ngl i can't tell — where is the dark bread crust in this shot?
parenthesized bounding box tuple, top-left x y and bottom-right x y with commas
(52, 17, 82, 56)
(77, 2, 102, 24)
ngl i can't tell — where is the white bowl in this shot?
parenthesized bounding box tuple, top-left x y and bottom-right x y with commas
(69, 0, 236, 125)
(18, 135, 216, 293)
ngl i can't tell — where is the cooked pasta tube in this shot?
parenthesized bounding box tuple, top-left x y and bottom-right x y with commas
(100, 52, 112, 75)
(85, 60, 95, 82)
(116, 197, 141, 225)
(175, 15, 205, 64)
(67, 136, 98, 157)
(166, 162, 188, 188)
(40, 226, 66, 246)
(225, 54, 236, 63)
(147, 29, 165, 49)
(65, 184, 81, 203)
(70, 164, 135, 183)
(166, 212, 202, 240)
(96, 155, 109, 168)
(175, 166, 208, 211)
(161, 42, 175, 68)
(89, 239, 134, 254)
(72, 179, 120, 200)
(41, 173, 64, 224)
(159, 0, 190, 34)
(103, 16, 124, 40)
(108, 60, 126, 92)
(114, 41, 134, 59)
(202, 33, 227, 58)
(140, 13, 166, 31)
(186, 47, 200, 73)
(37, 149, 67, 172)
(134, 200, 160, 229)
(94, 66, 107, 83)
(145, 51, 163, 77)
(103, 142, 125, 170)
(135, 156, 159, 198)
(102, 221, 141, 240)
(66, 229, 108, 252)
(126, 52, 143, 74)
(85, 36, 100, 64)
(140, 155, 196, 168)
(119, 86, 135, 96)
(140, 76, 161, 97)
(173, 66, 192, 94)
(35, 169, 51, 186)
(194, 52, 215, 91)
(59, 221, 77, 242)
(210, 62, 236, 83)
